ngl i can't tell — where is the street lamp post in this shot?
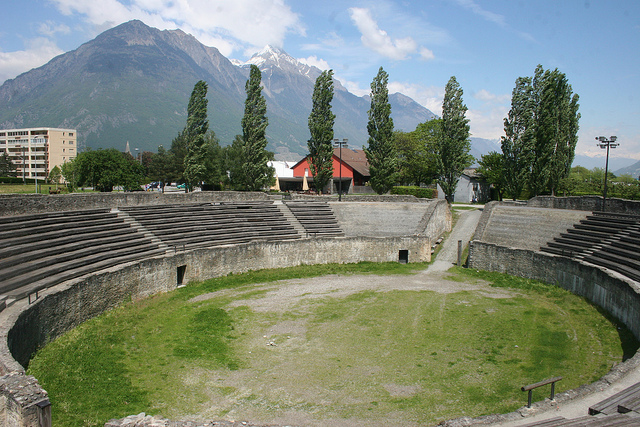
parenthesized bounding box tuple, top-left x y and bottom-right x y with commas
(596, 136, 619, 212)
(333, 138, 348, 201)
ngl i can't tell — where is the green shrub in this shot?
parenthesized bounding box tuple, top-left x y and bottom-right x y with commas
(391, 186, 436, 198)
(0, 177, 35, 184)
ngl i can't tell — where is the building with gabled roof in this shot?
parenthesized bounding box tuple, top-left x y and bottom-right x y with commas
(290, 146, 370, 194)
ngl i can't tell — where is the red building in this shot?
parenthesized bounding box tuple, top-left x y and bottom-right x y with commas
(291, 147, 370, 194)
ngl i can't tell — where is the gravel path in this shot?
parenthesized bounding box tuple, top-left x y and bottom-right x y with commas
(428, 208, 483, 273)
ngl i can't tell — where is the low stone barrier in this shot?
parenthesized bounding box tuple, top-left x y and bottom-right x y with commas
(0, 191, 270, 217)
(526, 195, 640, 214)
(454, 240, 640, 425)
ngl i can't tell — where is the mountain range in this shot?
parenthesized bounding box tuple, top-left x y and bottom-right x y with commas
(0, 20, 442, 159)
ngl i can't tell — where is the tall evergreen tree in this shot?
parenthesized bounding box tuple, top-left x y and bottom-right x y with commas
(236, 64, 274, 191)
(546, 71, 581, 196)
(364, 67, 397, 194)
(501, 76, 535, 200)
(183, 80, 210, 190)
(0, 152, 17, 177)
(436, 76, 473, 203)
(307, 70, 336, 194)
(527, 66, 580, 196)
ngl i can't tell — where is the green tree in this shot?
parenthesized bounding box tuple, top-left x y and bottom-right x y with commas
(148, 145, 175, 191)
(60, 160, 76, 190)
(436, 76, 473, 203)
(233, 64, 274, 191)
(48, 165, 62, 184)
(502, 76, 535, 200)
(202, 131, 225, 189)
(73, 149, 143, 192)
(528, 65, 580, 196)
(183, 80, 210, 190)
(477, 151, 505, 200)
(169, 130, 188, 184)
(0, 152, 17, 177)
(307, 69, 336, 194)
(395, 120, 439, 186)
(364, 67, 397, 194)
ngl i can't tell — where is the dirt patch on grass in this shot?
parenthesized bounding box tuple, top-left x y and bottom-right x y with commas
(192, 270, 516, 314)
(180, 269, 531, 426)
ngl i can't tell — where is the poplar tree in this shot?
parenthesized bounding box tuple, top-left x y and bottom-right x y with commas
(526, 65, 580, 196)
(364, 67, 397, 194)
(436, 76, 473, 203)
(501, 76, 535, 200)
(183, 80, 209, 190)
(236, 64, 274, 191)
(307, 70, 336, 194)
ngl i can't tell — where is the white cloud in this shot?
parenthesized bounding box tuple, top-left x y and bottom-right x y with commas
(420, 47, 435, 61)
(467, 89, 510, 139)
(38, 21, 71, 37)
(473, 89, 510, 104)
(388, 81, 444, 115)
(467, 106, 508, 140)
(453, 0, 506, 26)
(298, 55, 330, 71)
(337, 77, 369, 97)
(348, 7, 430, 61)
(452, 0, 535, 42)
(0, 38, 64, 83)
(49, 0, 305, 56)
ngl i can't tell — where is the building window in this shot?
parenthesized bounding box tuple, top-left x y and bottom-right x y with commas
(69, 141, 74, 145)
(69, 132, 74, 136)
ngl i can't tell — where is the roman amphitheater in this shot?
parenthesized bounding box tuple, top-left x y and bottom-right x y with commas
(1, 192, 640, 426)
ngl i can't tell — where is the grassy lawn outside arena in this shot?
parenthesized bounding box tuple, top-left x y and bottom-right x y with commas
(28, 263, 638, 426)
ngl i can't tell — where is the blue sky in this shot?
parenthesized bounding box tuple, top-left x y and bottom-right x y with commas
(0, 0, 638, 166)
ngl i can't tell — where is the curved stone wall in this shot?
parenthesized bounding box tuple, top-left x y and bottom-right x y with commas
(1, 236, 430, 373)
(462, 240, 640, 425)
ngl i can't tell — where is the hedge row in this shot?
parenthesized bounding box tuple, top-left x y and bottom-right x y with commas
(0, 177, 36, 184)
(391, 186, 436, 199)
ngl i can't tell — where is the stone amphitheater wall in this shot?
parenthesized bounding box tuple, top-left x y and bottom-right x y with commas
(0, 234, 431, 424)
(520, 195, 640, 214)
(468, 241, 640, 339)
(0, 191, 270, 217)
(0, 192, 428, 218)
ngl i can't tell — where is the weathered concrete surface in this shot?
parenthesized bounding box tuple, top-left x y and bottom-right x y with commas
(473, 202, 589, 251)
(519, 195, 640, 215)
(0, 191, 270, 217)
(331, 199, 450, 239)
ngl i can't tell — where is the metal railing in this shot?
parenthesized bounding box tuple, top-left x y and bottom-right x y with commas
(521, 376, 562, 408)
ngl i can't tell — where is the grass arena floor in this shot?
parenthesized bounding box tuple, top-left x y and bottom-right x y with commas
(27, 262, 638, 427)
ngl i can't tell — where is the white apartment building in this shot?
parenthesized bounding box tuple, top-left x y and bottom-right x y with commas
(0, 127, 77, 180)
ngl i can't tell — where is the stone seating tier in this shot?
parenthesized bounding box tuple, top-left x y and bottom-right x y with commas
(0, 209, 165, 299)
(1, 241, 163, 297)
(0, 225, 135, 257)
(0, 235, 159, 282)
(284, 202, 344, 237)
(122, 202, 300, 247)
(477, 206, 589, 251)
(0, 208, 112, 225)
(5, 247, 167, 300)
(541, 211, 640, 284)
(0, 227, 148, 262)
(160, 227, 299, 247)
(0, 210, 115, 232)
(0, 215, 124, 241)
